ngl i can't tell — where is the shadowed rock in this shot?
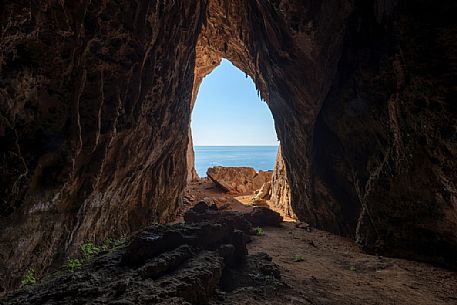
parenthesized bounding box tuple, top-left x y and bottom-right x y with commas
(2, 216, 284, 305)
(184, 201, 283, 232)
(184, 201, 254, 235)
(246, 207, 283, 228)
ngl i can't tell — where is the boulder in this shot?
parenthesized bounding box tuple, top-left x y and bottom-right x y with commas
(253, 181, 272, 201)
(184, 201, 253, 235)
(245, 207, 283, 227)
(206, 166, 272, 195)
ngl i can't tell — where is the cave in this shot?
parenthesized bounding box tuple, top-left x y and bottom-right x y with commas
(1, 0, 456, 303)
(188, 58, 278, 180)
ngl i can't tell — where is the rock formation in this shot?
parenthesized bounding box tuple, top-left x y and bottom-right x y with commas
(1, 0, 456, 293)
(0, 0, 205, 291)
(186, 131, 199, 183)
(184, 200, 283, 231)
(207, 167, 272, 195)
(252, 181, 272, 202)
(308, 1, 457, 267)
(270, 146, 294, 219)
(2, 213, 283, 305)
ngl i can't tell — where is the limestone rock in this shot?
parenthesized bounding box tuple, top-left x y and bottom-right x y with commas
(253, 181, 272, 201)
(186, 130, 199, 183)
(271, 146, 295, 219)
(0, 0, 205, 291)
(207, 166, 272, 195)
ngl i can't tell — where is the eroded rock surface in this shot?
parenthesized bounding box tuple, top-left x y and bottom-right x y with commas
(1, 213, 284, 305)
(0, 0, 205, 292)
(270, 146, 294, 219)
(307, 1, 457, 267)
(207, 167, 272, 195)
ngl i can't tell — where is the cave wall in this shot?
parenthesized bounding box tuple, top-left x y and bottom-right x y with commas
(310, 0, 457, 265)
(0, 0, 205, 291)
(271, 145, 294, 218)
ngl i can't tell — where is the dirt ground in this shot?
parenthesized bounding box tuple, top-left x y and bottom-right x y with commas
(183, 179, 457, 305)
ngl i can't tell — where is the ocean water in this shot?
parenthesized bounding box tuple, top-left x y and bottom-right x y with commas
(194, 146, 279, 177)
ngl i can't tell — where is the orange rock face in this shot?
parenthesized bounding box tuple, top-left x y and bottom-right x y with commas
(207, 167, 272, 195)
(271, 146, 295, 219)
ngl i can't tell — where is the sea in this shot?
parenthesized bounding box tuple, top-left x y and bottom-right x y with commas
(193, 146, 279, 177)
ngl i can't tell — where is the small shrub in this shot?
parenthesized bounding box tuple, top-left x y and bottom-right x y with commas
(20, 269, 36, 287)
(254, 227, 265, 236)
(349, 265, 357, 272)
(80, 242, 100, 259)
(292, 255, 304, 262)
(67, 258, 82, 272)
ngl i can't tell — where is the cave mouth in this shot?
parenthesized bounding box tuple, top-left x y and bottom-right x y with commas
(190, 59, 279, 178)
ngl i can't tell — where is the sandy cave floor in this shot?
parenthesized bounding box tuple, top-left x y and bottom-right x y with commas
(181, 179, 457, 305)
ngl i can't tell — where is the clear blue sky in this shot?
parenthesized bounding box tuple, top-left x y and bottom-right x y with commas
(191, 59, 278, 146)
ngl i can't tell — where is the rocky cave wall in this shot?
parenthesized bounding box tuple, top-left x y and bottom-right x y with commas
(1, 0, 456, 294)
(310, 0, 457, 265)
(0, 0, 206, 292)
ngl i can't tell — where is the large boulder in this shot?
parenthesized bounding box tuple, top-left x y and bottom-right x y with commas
(246, 207, 283, 228)
(207, 166, 272, 195)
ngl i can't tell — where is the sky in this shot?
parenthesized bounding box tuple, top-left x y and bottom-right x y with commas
(191, 59, 278, 146)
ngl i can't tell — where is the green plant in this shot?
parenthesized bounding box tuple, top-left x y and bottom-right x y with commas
(292, 255, 304, 262)
(67, 258, 82, 272)
(100, 237, 127, 251)
(80, 241, 100, 259)
(101, 238, 113, 251)
(349, 265, 357, 272)
(254, 227, 265, 236)
(20, 269, 36, 287)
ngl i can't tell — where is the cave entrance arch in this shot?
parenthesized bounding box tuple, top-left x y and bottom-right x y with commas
(184, 0, 315, 222)
(189, 58, 278, 178)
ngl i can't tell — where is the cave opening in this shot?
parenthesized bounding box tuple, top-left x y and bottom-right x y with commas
(190, 59, 279, 177)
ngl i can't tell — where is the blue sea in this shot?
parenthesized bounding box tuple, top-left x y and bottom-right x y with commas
(194, 146, 279, 177)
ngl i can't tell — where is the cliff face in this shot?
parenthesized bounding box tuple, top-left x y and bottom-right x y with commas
(1, 0, 456, 293)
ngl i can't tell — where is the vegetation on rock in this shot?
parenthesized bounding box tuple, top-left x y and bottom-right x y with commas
(20, 269, 36, 287)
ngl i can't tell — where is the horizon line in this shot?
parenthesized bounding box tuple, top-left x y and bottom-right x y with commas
(194, 144, 279, 146)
